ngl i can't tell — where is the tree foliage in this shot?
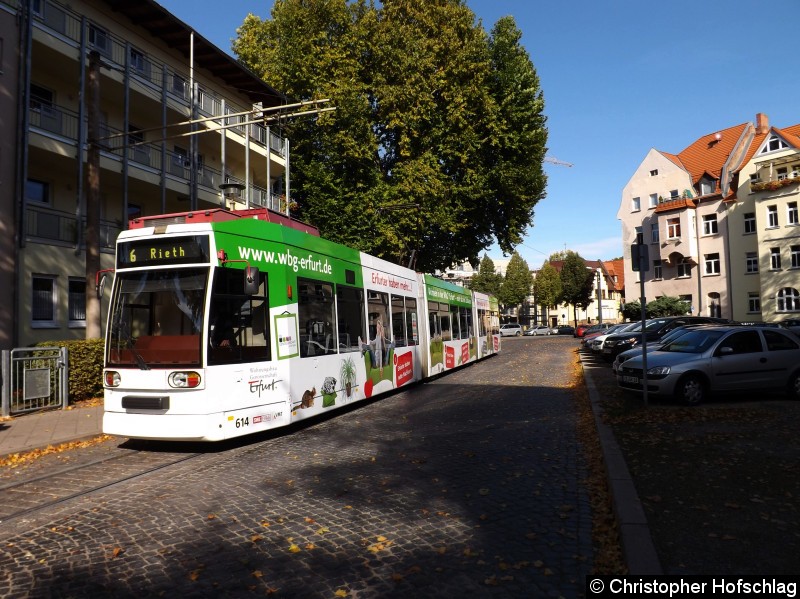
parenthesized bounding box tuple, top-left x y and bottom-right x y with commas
(468, 255, 503, 296)
(232, 0, 547, 271)
(533, 262, 561, 312)
(498, 252, 532, 311)
(621, 296, 691, 320)
(558, 252, 594, 323)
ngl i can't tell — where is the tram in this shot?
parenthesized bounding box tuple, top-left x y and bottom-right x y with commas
(101, 207, 501, 441)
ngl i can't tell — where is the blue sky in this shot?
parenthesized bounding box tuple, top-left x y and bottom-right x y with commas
(156, 0, 798, 266)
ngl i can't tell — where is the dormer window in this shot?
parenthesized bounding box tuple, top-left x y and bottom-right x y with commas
(699, 178, 716, 195)
(759, 134, 789, 154)
(649, 169, 658, 176)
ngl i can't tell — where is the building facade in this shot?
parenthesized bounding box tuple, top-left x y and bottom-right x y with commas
(1, 0, 290, 348)
(619, 113, 800, 324)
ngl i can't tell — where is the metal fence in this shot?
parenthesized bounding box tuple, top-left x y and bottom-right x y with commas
(1, 348, 69, 417)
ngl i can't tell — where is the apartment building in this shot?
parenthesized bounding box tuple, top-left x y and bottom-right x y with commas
(531, 259, 623, 327)
(726, 114, 800, 322)
(0, 0, 290, 349)
(619, 113, 800, 324)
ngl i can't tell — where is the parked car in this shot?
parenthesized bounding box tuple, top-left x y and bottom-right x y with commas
(611, 323, 715, 374)
(585, 323, 639, 353)
(616, 325, 800, 405)
(574, 323, 595, 338)
(602, 316, 729, 362)
(499, 323, 523, 337)
(556, 325, 575, 336)
(525, 324, 554, 336)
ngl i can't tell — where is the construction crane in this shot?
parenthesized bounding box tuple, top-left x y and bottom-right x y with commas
(544, 156, 573, 167)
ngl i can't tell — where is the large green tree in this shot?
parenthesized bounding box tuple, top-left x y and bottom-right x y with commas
(232, 0, 547, 271)
(559, 252, 594, 325)
(497, 252, 532, 315)
(468, 255, 503, 296)
(533, 261, 561, 323)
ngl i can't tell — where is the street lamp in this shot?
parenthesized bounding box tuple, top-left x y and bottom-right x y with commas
(219, 182, 246, 210)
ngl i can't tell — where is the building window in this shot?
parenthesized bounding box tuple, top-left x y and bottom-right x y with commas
(745, 252, 759, 273)
(667, 217, 681, 239)
(771, 248, 781, 270)
(777, 288, 800, 312)
(748, 292, 761, 313)
(788, 202, 798, 225)
(704, 253, 720, 275)
(88, 23, 110, 56)
(129, 47, 150, 76)
(702, 214, 718, 235)
(650, 222, 659, 243)
(649, 193, 658, 208)
(653, 259, 662, 280)
(708, 292, 721, 318)
(32, 275, 57, 327)
(778, 167, 788, 181)
(68, 278, 86, 326)
(767, 206, 779, 228)
(760, 134, 789, 154)
(669, 189, 679, 199)
(792, 246, 800, 269)
(744, 212, 756, 234)
(650, 169, 658, 176)
(700, 179, 716, 195)
(634, 226, 643, 244)
(171, 73, 187, 98)
(679, 294, 692, 310)
(25, 179, 50, 204)
(677, 259, 692, 278)
(631, 197, 640, 212)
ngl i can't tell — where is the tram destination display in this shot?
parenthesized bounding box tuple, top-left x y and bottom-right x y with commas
(117, 235, 211, 268)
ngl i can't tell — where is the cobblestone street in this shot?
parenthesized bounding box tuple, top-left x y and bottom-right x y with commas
(0, 337, 593, 598)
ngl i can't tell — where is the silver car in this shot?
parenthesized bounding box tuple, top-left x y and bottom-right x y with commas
(616, 325, 800, 405)
(499, 323, 523, 337)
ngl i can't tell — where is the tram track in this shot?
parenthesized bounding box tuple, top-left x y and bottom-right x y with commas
(0, 447, 206, 527)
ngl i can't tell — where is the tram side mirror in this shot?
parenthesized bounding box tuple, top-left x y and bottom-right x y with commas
(96, 273, 107, 299)
(244, 267, 260, 295)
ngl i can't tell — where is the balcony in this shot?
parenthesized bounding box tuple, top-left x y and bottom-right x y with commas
(26, 205, 120, 251)
(751, 172, 800, 193)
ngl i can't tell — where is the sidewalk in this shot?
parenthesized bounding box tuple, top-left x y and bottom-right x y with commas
(0, 404, 105, 458)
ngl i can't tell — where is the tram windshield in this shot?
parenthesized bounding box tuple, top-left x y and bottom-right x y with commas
(107, 268, 208, 368)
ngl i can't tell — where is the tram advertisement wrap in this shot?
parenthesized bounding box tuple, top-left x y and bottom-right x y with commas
(395, 352, 413, 387)
(461, 342, 470, 365)
(445, 346, 455, 369)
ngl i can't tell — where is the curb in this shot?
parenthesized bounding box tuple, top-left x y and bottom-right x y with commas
(581, 355, 663, 575)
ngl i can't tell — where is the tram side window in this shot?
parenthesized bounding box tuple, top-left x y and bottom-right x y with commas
(298, 278, 336, 357)
(460, 307, 472, 339)
(208, 268, 269, 365)
(391, 295, 406, 347)
(336, 284, 365, 353)
(405, 297, 418, 345)
(428, 301, 441, 340)
(477, 309, 487, 337)
(439, 303, 452, 341)
(450, 304, 460, 340)
(367, 291, 390, 347)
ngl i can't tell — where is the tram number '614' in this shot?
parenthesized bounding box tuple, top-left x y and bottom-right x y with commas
(235, 417, 249, 428)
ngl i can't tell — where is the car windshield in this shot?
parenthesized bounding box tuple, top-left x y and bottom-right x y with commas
(644, 318, 670, 332)
(656, 326, 697, 345)
(660, 329, 726, 353)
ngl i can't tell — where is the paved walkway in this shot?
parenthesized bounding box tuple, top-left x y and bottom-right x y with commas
(0, 404, 105, 457)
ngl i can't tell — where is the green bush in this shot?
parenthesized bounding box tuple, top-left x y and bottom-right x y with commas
(36, 338, 104, 403)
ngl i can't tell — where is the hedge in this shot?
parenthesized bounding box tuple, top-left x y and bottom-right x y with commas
(35, 338, 104, 403)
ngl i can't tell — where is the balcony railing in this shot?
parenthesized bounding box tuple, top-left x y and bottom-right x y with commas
(26, 205, 120, 250)
(27, 0, 284, 156)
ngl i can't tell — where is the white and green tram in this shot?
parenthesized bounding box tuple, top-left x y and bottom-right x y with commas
(101, 208, 500, 441)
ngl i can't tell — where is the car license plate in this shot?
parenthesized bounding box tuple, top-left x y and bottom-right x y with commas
(622, 375, 639, 384)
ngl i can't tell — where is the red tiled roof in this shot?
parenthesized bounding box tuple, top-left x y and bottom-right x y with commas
(671, 123, 749, 185)
(603, 259, 624, 292)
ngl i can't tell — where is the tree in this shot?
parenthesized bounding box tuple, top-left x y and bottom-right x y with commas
(533, 261, 561, 324)
(559, 252, 593, 325)
(233, 0, 548, 272)
(468, 255, 503, 296)
(647, 296, 691, 317)
(498, 252, 532, 317)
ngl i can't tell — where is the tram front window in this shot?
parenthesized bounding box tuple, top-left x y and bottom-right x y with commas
(107, 269, 207, 368)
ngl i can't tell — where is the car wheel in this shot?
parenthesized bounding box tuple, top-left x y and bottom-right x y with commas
(787, 371, 800, 400)
(515, 331, 521, 336)
(677, 374, 706, 406)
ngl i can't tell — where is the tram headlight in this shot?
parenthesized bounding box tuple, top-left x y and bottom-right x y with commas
(168, 371, 202, 388)
(105, 371, 121, 387)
